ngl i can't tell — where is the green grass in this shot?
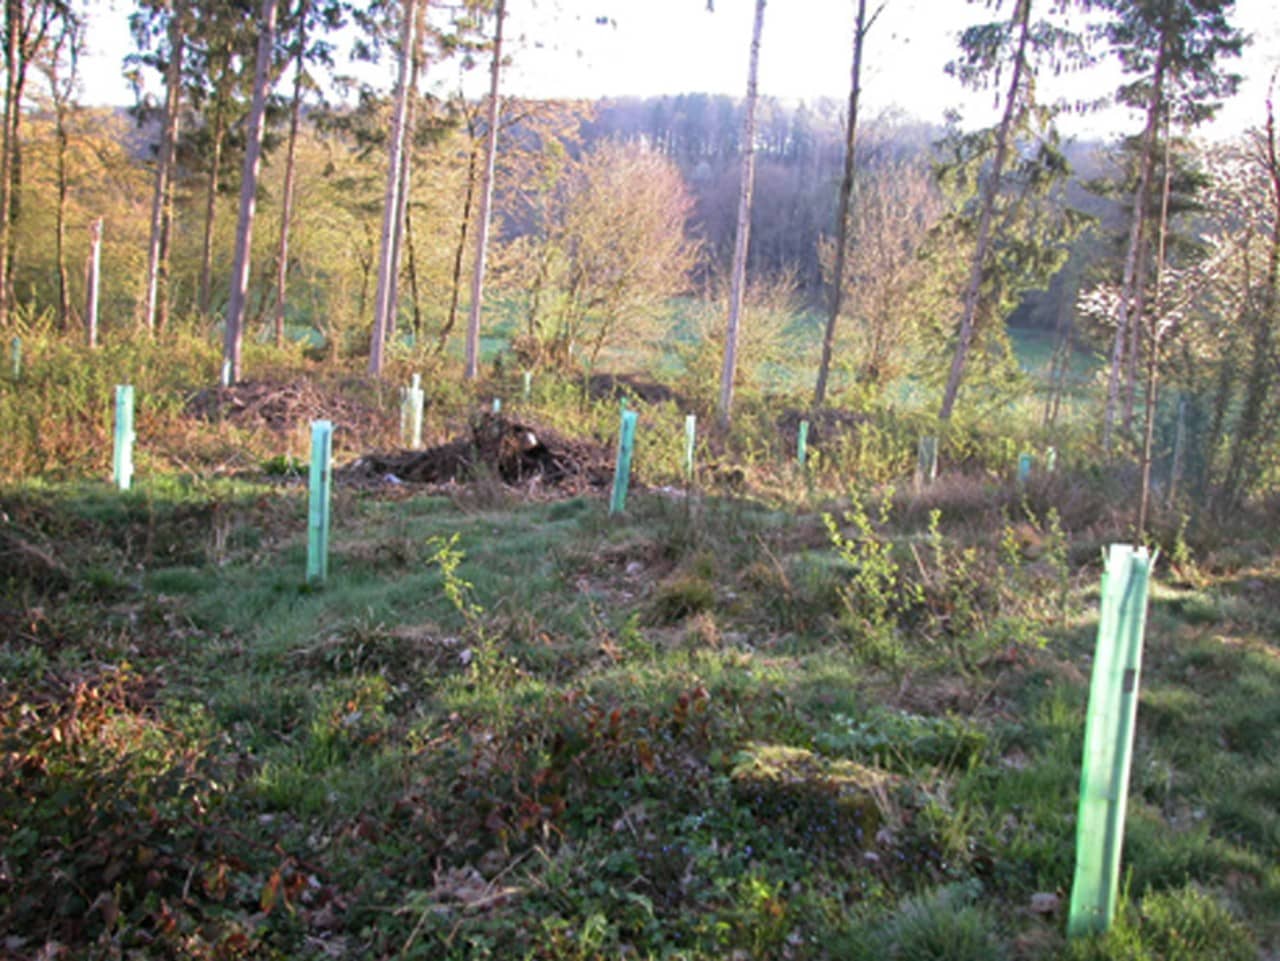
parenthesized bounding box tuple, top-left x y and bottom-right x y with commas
(2, 355, 1277, 959)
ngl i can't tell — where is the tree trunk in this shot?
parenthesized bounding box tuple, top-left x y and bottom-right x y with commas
(718, 0, 767, 426)
(2, 1, 37, 317)
(387, 2, 424, 350)
(404, 200, 422, 337)
(273, 0, 309, 348)
(384, 0, 430, 350)
(464, 0, 506, 381)
(368, 0, 418, 376)
(440, 108, 481, 354)
(1135, 326, 1160, 541)
(0, 0, 22, 327)
(6, 55, 22, 309)
(222, 0, 280, 384)
(813, 0, 875, 408)
(1201, 267, 1251, 500)
(356, 222, 374, 319)
(1120, 258, 1149, 432)
(157, 171, 175, 332)
(198, 99, 226, 315)
(142, 1, 185, 333)
(54, 95, 69, 329)
(1043, 265, 1078, 428)
(937, 0, 1032, 422)
(1102, 44, 1165, 452)
(387, 108, 413, 346)
(1136, 117, 1174, 544)
(85, 218, 102, 348)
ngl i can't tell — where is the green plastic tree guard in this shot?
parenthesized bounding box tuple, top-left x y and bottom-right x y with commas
(492, 397, 501, 414)
(609, 409, 638, 515)
(797, 419, 810, 470)
(1046, 446, 1058, 473)
(684, 414, 696, 483)
(1017, 452, 1033, 484)
(112, 385, 135, 490)
(1068, 544, 1154, 937)
(307, 420, 333, 585)
(11, 336, 20, 380)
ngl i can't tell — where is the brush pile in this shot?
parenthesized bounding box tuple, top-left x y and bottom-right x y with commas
(340, 412, 616, 493)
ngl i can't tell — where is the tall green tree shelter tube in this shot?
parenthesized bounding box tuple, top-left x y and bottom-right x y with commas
(1068, 544, 1154, 936)
(307, 420, 333, 585)
(610, 410, 638, 515)
(112, 385, 134, 491)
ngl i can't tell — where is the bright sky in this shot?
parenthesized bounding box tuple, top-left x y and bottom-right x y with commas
(79, 0, 1280, 140)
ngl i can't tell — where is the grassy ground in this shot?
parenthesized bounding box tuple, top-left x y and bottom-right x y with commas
(0, 322, 1273, 959)
(2, 441, 1277, 958)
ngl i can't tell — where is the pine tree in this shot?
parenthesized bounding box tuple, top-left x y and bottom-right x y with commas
(1096, 0, 1244, 452)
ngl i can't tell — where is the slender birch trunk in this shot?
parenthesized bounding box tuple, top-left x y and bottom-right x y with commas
(53, 95, 69, 328)
(937, 0, 1032, 422)
(198, 98, 226, 315)
(368, 0, 418, 376)
(85, 217, 102, 347)
(222, 0, 280, 383)
(387, 1, 424, 349)
(273, 0, 309, 347)
(142, 1, 184, 333)
(464, 0, 506, 381)
(0, 0, 36, 325)
(718, 0, 767, 426)
(387, 104, 413, 345)
(814, 0, 879, 408)
(0, 0, 18, 327)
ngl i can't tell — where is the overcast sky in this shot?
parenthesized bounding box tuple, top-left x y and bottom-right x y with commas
(79, 0, 1280, 140)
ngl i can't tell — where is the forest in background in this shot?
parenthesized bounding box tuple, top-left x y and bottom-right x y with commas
(11, 89, 1111, 340)
(0, 0, 1276, 510)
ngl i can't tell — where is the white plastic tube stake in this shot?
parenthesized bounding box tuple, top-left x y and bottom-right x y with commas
(684, 414, 696, 482)
(401, 373, 424, 449)
(916, 436, 938, 488)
